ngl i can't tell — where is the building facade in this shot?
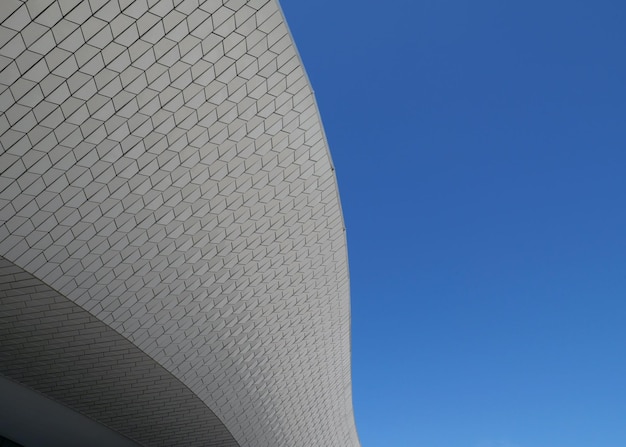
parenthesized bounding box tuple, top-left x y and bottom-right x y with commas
(0, 1, 360, 446)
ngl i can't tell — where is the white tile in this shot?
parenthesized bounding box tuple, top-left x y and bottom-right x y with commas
(20, 21, 48, 47)
(93, 0, 121, 22)
(0, 3, 359, 447)
(59, 0, 83, 16)
(0, 32, 25, 59)
(33, 2, 63, 28)
(3, 5, 30, 32)
(65, 1, 93, 25)
(0, 0, 23, 24)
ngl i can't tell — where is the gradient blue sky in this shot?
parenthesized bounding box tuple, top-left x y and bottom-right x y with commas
(281, 1, 626, 446)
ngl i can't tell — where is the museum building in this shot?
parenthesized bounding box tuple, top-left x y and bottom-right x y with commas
(0, 1, 360, 446)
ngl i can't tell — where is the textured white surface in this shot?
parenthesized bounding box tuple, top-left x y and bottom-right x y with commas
(0, 1, 359, 446)
(1, 256, 240, 447)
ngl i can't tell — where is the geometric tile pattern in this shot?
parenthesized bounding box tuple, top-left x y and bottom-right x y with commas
(0, 1, 360, 446)
(0, 256, 239, 447)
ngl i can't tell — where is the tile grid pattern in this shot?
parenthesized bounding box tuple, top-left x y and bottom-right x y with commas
(0, 256, 240, 447)
(0, 1, 359, 446)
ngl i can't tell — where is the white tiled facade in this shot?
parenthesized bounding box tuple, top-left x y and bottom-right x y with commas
(0, 1, 360, 446)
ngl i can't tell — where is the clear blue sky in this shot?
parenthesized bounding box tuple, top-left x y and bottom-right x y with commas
(281, 1, 626, 446)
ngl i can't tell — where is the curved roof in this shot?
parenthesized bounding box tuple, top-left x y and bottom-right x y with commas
(0, 1, 360, 446)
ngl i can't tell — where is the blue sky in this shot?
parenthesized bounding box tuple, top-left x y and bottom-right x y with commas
(281, 1, 626, 446)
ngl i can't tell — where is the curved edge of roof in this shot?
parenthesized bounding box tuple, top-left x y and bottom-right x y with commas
(273, 0, 360, 443)
(0, 1, 360, 445)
